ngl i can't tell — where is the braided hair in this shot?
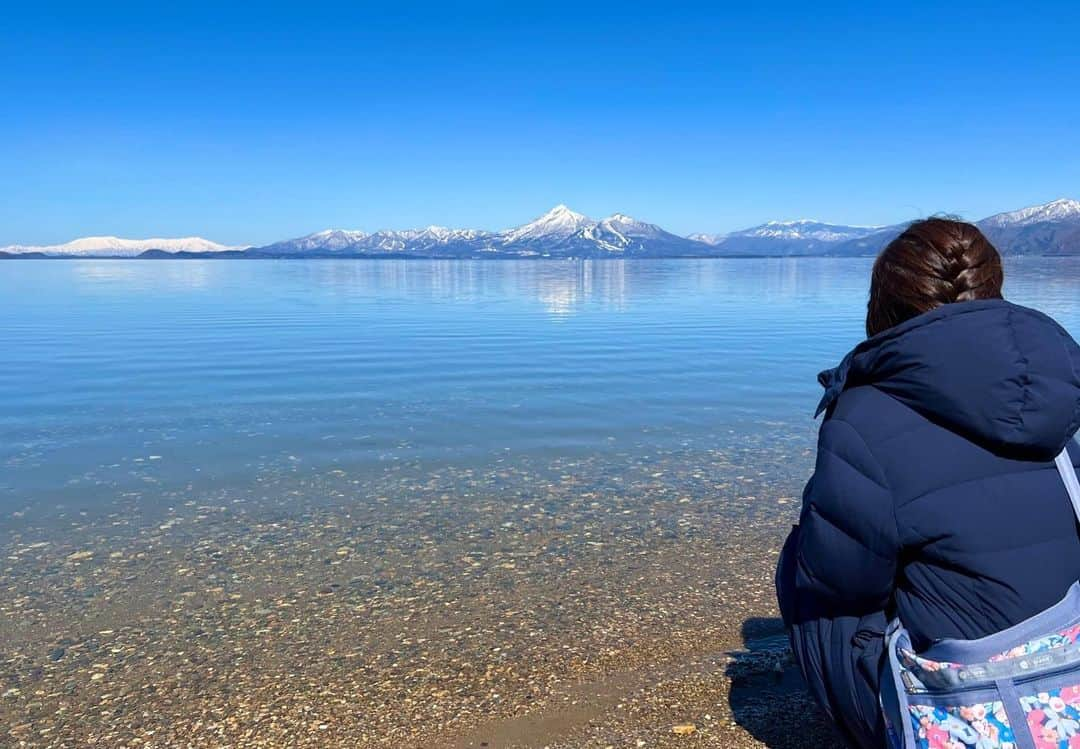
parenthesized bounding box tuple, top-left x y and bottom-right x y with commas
(866, 217, 1004, 337)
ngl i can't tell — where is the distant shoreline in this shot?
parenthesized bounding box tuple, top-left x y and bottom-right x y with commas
(2, 251, 882, 260)
(3, 252, 1079, 260)
(6, 200, 1080, 260)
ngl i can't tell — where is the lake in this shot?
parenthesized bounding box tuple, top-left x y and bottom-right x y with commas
(8, 256, 1077, 522)
(2, 257, 1079, 747)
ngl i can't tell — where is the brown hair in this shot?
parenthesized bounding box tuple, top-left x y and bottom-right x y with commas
(866, 217, 1004, 337)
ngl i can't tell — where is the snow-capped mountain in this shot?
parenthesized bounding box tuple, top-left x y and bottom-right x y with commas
(265, 229, 371, 254)
(687, 232, 725, 246)
(483, 206, 705, 256)
(979, 198, 1080, 228)
(709, 220, 887, 255)
(0, 236, 239, 257)
(691, 199, 1080, 256)
(574, 213, 699, 255)
(255, 226, 493, 256)
(370, 227, 491, 253)
(976, 199, 1080, 256)
(500, 204, 592, 245)
(824, 198, 1080, 257)
(736, 220, 882, 242)
(251, 206, 712, 258)
(4, 198, 1078, 260)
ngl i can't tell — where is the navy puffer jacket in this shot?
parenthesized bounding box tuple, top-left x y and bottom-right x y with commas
(778, 299, 1080, 746)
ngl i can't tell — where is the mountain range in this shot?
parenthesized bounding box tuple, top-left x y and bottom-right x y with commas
(0, 236, 239, 258)
(4, 199, 1080, 259)
(249, 205, 707, 258)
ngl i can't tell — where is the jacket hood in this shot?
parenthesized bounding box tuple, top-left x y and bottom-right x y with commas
(817, 300, 1080, 460)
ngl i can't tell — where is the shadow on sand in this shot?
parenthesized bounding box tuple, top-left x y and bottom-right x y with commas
(726, 617, 842, 748)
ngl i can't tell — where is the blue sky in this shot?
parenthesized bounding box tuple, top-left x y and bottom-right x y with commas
(3, 1, 1079, 246)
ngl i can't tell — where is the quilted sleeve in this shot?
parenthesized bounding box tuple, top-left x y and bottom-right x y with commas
(794, 417, 899, 610)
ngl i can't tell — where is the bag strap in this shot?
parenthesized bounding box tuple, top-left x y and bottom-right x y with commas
(1056, 437, 1080, 522)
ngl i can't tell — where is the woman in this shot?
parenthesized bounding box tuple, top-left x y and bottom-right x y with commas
(776, 217, 1080, 748)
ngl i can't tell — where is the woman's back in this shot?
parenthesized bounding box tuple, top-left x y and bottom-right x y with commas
(778, 218, 1080, 748)
(808, 299, 1080, 651)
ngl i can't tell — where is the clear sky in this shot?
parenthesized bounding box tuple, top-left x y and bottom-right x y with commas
(3, 1, 1079, 246)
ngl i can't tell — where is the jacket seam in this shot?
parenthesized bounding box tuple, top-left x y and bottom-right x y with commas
(897, 461, 1061, 511)
(923, 533, 1077, 557)
(865, 409, 936, 450)
(1057, 325, 1080, 439)
(1004, 306, 1035, 441)
(818, 443, 889, 491)
(825, 417, 899, 553)
(805, 504, 894, 563)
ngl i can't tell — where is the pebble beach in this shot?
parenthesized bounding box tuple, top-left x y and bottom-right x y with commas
(1, 445, 839, 748)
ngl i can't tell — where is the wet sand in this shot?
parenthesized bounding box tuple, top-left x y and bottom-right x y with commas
(1, 445, 840, 748)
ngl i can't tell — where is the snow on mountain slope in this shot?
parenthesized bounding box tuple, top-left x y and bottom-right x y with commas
(499, 205, 594, 244)
(686, 220, 885, 254)
(579, 213, 697, 254)
(253, 206, 633, 256)
(979, 198, 1080, 228)
(729, 219, 883, 242)
(712, 220, 887, 255)
(488, 206, 710, 256)
(362, 227, 492, 252)
(977, 198, 1080, 256)
(263, 229, 370, 254)
(687, 233, 725, 246)
(257, 226, 493, 255)
(10, 199, 1079, 260)
(826, 198, 1080, 256)
(2, 236, 239, 257)
(597, 213, 665, 239)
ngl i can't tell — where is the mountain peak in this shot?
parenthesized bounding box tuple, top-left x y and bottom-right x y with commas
(598, 213, 661, 233)
(542, 204, 589, 222)
(764, 219, 820, 227)
(500, 204, 594, 243)
(731, 219, 883, 242)
(687, 232, 725, 245)
(312, 228, 366, 238)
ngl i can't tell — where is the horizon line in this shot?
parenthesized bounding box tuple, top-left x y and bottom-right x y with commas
(3, 197, 1077, 250)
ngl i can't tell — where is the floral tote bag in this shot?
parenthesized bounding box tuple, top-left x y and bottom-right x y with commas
(882, 443, 1080, 749)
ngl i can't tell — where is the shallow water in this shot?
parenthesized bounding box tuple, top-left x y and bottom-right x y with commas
(1, 257, 1078, 747)
(4, 256, 1075, 524)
